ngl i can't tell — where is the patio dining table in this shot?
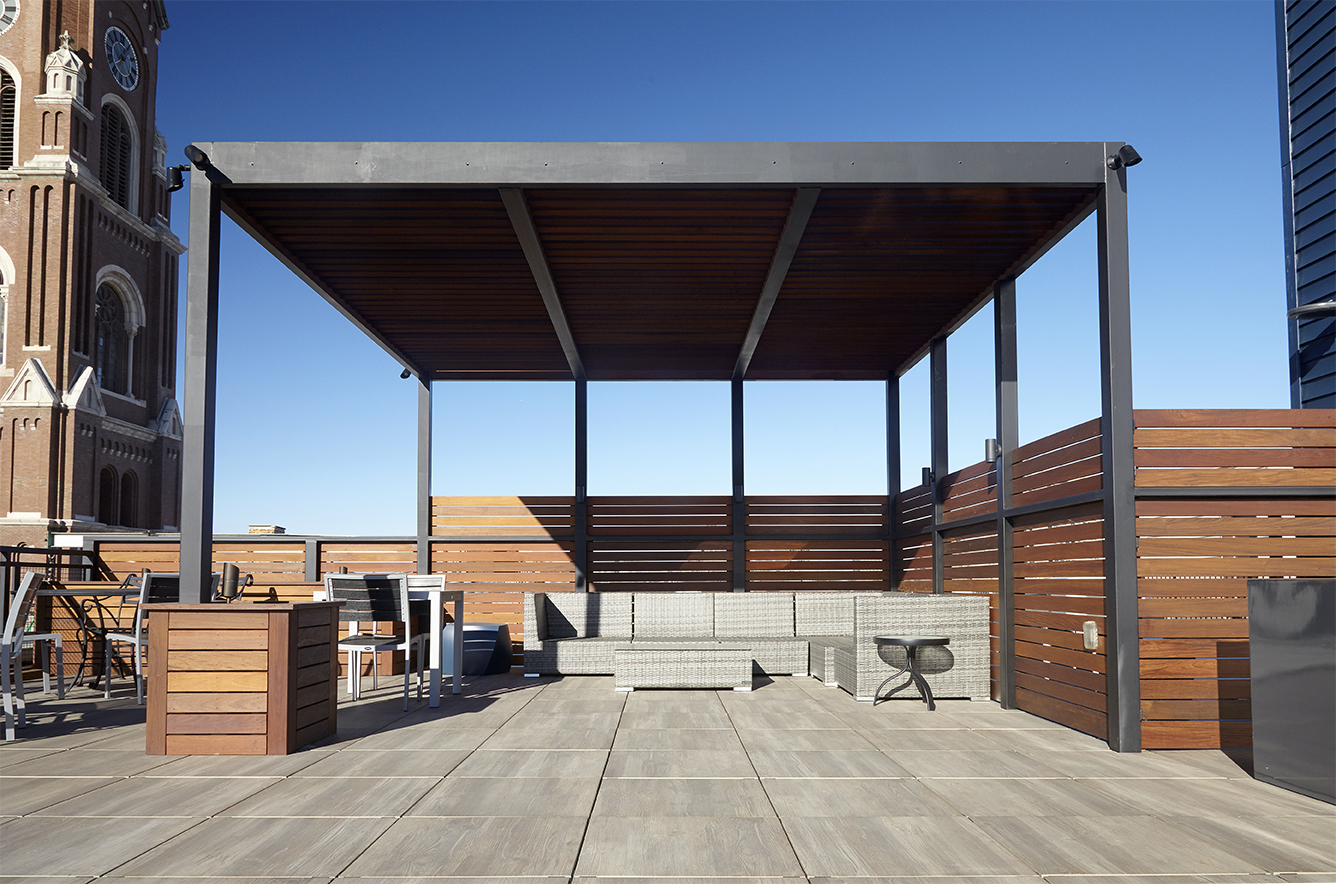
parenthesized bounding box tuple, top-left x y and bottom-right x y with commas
(34, 580, 140, 686)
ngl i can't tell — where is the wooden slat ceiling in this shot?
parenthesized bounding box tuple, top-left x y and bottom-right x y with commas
(224, 184, 1096, 381)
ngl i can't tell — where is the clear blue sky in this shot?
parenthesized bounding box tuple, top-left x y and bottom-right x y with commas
(157, 1, 1287, 536)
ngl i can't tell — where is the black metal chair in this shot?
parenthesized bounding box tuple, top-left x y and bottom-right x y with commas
(325, 573, 427, 710)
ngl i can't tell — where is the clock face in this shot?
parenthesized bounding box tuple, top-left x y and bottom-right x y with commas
(0, 1, 18, 36)
(104, 26, 138, 91)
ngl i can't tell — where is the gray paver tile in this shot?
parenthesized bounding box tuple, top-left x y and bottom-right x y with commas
(748, 749, 909, 778)
(0, 776, 119, 815)
(922, 775, 1145, 817)
(976, 724, 1110, 751)
(343, 724, 495, 752)
(1080, 774, 1335, 818)
(763, 776, 959, 817)
(294, 749, 469, 778)
(785, 815, 1037, 877)
(725, 708, 849, 729)
(736, 726, 877, 752)
(221, 774, 438, 816)
(574, 816, 803, 877)
(970, 814, 1270, 875)
(0, 748, 59, 769)
(1022, 747, 1218, 778)
(35, 775, 273, 817)
(408, 776, 599, 817)
(0, 816, 202, 876)
(480, 726, 616, 750)
(618, 708, 734, 729)
(1161, 815, 1336, 873)
(603, 748, 755, 778)
(593, 776, 775, 817)
(890, 749, 1065, 778)
(449, 747, 608, 777)
(0, 749, 175, 778)
(343, 816, 584, 877)
(612, 727, 743, 750)
(144, 751, 333, 777)
(856, 726, 1001, 752)
(110, 816, 394, 877)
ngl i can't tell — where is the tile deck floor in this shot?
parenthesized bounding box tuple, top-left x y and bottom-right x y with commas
(1, 671, 1333, 884)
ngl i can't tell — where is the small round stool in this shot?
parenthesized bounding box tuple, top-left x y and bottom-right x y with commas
(873, 636, 949, 710)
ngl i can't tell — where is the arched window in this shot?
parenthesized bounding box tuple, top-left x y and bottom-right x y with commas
(95, 284, 129, 395)
(98, 466, 118, 525)
(119, 471, 137, 528)
(99, 103, 133, 209)
(0, 68, 15, 170)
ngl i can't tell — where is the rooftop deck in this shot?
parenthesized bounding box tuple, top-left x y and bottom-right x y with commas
(2, 674, 1332, 883)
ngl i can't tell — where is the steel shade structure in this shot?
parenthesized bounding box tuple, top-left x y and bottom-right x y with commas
(181, 141, 1138, 748)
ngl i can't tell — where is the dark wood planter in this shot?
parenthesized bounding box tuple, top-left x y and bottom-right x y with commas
(143, 601, 340, 755)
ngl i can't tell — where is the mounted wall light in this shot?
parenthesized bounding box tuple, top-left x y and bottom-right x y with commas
(400, 368, 412, 379)
(183, 144, 211, 169)
(165, 164, 189, 193)
(1106, 144, 1143, 170)
(921, 467, 934, 487)
(984, 438, 1000, 464)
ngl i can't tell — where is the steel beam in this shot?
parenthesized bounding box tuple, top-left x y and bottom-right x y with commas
(994, 277, 1019, 708)
(887, 375, 901, 591)
(1098, 153, 1140, 752)
(574, 379, 588, 591)
(417, 379, 432, 575)
(179, 168, 221, 604)
(734, 189, 820, 380)
(500, 189, 585, 380)
(732, 378, 746, 591)
(197, 142, 1115, 188)
(929, 336, 948, 595)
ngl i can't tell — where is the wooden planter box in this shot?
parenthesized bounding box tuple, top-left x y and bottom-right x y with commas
(143, 601, 340, 755)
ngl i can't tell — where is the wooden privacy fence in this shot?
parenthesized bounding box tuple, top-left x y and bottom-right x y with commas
(1133, 409, 1336, 749)
(65, 409, 1333, 749)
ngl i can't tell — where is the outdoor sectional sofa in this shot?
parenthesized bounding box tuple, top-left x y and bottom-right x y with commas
(523, 590, 991, 701)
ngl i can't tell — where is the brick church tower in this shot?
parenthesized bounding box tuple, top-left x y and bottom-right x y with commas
(0, 0, 184, 545)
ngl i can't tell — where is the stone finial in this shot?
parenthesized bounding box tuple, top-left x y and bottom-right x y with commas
(44, 31, 87, 101)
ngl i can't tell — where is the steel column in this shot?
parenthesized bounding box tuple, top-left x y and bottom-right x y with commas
(179, 169, 221, 604)
(304, 539, 320, 582)
(994, 277, 1019, 708)
(1098, 153, 1140, 752)
(575, 379, 588, 591)
(929, 336, 948, 594)
(731, 378, 746, 591)
(886, 376, 901, 591)
(416, 379, 432, 575)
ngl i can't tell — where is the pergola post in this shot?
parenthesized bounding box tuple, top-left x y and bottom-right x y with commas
(575, 379, 588, 591)
(994, 277, 1019, 708)
(179, 168, 220, 604)
(929, 336, 948, 594)
(731, 378, 746, 591)
(1098, 153, 1140, 752)
(886, 375, 901, 591)
(416, 378, 431, 575)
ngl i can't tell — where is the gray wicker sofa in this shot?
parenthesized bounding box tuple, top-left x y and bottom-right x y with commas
(523, 590, 991, 701)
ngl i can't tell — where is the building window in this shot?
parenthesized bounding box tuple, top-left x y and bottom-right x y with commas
(99, 103, 133, 209)
(0, 69, 15, 170)
(98, 466, 118, 525)
(95, 284, 129, 395)
(119, 471, 137, 528)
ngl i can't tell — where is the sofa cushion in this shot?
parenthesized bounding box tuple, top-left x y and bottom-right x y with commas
(633, 592, 714, 638)
(544, 591, 632, 639)
(714, 591, 794, 638)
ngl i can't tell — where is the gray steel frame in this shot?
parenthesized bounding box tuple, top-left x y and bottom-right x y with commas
(994, 276, 1019, 709)
(181, 140, 1134, 742)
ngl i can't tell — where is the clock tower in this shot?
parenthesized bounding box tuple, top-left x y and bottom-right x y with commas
(0, 0, 184, 546)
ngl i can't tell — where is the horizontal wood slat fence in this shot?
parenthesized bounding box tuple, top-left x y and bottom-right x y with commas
(59, 409, 1332, 750)
(1133, 408, 1336, 750)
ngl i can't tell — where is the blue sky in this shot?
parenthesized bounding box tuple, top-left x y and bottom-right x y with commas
(156, 1, 1287, 535)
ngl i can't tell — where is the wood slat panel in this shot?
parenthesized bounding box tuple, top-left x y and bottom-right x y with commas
(165, 734, 268, 755)
(1015, 685, 1107, 739)
(166, 692, 267, 714)
(169, 651, 269, 672)
(167, 671, 268, 693)
(166, 713, 268, 735)
(167, 630, 269, 651)
(1133, 408, 1336, 428)
(1141, 720, 1252, 749)
(1136, 468, 1336, 487)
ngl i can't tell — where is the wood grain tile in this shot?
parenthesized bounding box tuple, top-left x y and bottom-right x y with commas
(342, 816, 583, 877)
(1160, 815, 1336, 873)
(763, 777, 958, 817)
(35, 776, 273, 817)
(0, 777, 119, 815)
(480, 726, 616, 750)
(784, 815, 1037, 877)
(574, 817, 803, 877)
(603, 749, 755, 778)
(921, 776, 1143, 817)
(221, 775, 438, 817)
(408, 776, 599, 818)
(890, 749, 1064, 779)
(448, 748, 608, 778)
(970, 815, 1270, 875)
(747, 749, 909, 778)
(612, 727, 743, 751)
(592, 777, 775, 817)
(110, 816, 394, 877)
(0, 816, 201, 876)
(736, 727, 877, 753)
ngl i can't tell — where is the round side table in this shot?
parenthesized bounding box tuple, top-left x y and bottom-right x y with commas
(873, 635, 949, 710)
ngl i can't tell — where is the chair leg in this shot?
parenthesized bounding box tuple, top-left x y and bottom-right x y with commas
(104, 640, 113, 700)
(39, 641, 51, 695)
(54, 636, 64, 700)
(2, 648, 16, 742)
(12, 647, 25, 729)
(134, 642, 145, 705)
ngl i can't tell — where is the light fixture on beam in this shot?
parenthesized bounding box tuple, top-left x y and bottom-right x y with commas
(1106, 144, 1142, 170)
